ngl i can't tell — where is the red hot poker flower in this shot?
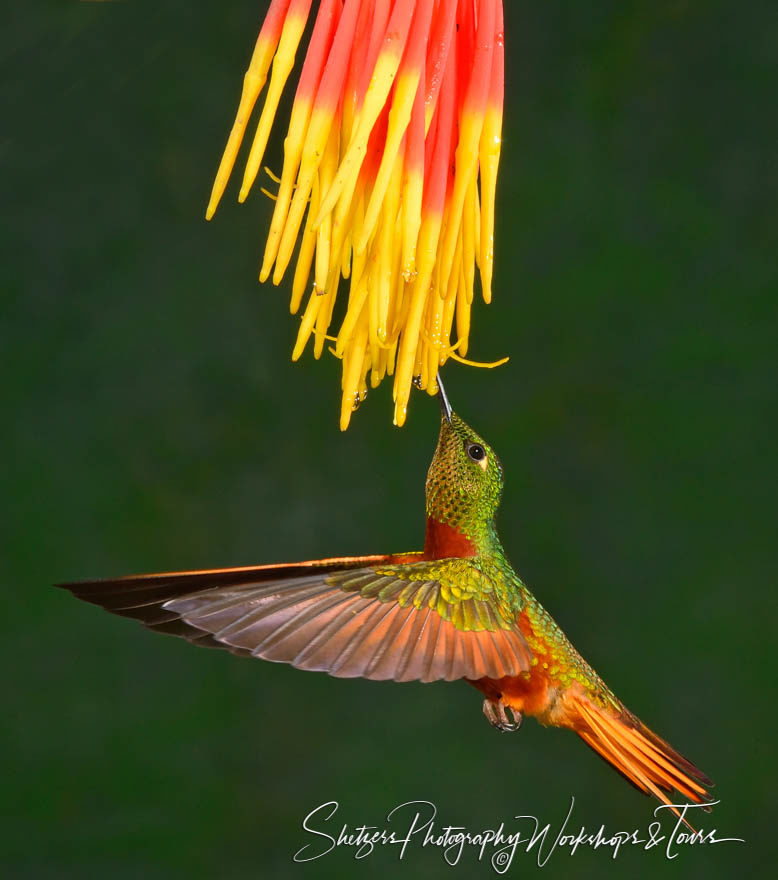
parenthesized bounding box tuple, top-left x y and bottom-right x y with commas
(207, 0, 507, 429)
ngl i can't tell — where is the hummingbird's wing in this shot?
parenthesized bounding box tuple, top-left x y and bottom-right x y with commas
(59, 555, 532, 683)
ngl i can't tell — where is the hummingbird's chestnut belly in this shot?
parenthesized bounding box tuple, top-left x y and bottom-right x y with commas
(484, 671, 553, 718)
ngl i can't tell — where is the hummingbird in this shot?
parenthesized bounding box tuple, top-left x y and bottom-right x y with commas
(60, 377, 712, 821)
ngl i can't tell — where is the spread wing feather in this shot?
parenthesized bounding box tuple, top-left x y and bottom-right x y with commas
(59, 555, 532, 682)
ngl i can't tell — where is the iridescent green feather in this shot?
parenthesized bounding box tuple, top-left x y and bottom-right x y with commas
(326, 558, 523, 633)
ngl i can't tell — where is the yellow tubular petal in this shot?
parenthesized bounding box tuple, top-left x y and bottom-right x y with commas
(393, 215, 441, 424)
(368, 256, 380, 369)
(292, 287, 324, 361)
(462, 174, 477, 303)
(316, 41, 409, 227)
(376, 230, 391, 344)
(335, 266, 369, 357)
(329, 162, 364, 256)
(437, 113, 482, 299)
(259, 0, 342, 277)
(377, 158, 403, 340)
(474, 179, 482, 271)
(447, 223, 465, 308)
(359, 348, 371, 400)
(417, 337, 428, 392)
(440, 265, 459, 355)
(426, 342, 439, 393)
(205, 0, 292, 221)
(314, 121, 340, 293)
(315, 214, 333, 295)
(480, 105, 502, 304)
(355, 69, 420, 253)
(349, 233, 368, 302)
(391, 271, 410, 341)
(338, 178, 367, 277)
(426, 280, 446, 385)
(401, 168, 423, 280)
(386, 337, 398, 377)
(313, 278, 339, 359)
(239, 8, 311, 202)
(341, 232, 353, 279)
(340, 307, 369, 431)
(273, 105, 337, 284)
(327, 184, 359, 288)
(372, 346, 387, 388)
(456, 280, 471, 358)
(290, 175, 320, 313)
(386, 202, 405, 335)
(260, 96, 312, 281)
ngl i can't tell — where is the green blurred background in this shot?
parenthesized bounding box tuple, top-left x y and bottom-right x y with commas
(3, 1, 775, 877)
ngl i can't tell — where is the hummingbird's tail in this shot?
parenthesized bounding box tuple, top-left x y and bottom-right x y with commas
(571, 695, 713, 826)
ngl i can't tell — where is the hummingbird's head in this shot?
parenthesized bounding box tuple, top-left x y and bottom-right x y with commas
(425, 377, 504, 540)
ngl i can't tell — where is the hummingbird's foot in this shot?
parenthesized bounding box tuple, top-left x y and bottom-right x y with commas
(482, 698, 523, 733)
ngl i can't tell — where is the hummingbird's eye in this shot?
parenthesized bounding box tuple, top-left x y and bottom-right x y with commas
(466, 443, 486, 463)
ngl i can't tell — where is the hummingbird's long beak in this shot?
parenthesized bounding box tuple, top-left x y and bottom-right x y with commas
(436, 372, 453, 424)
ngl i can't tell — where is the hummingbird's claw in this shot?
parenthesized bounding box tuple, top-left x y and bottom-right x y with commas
(482, 698, 523, 733)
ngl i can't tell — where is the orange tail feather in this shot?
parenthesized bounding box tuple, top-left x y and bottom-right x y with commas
(573, 696, 713, 828)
